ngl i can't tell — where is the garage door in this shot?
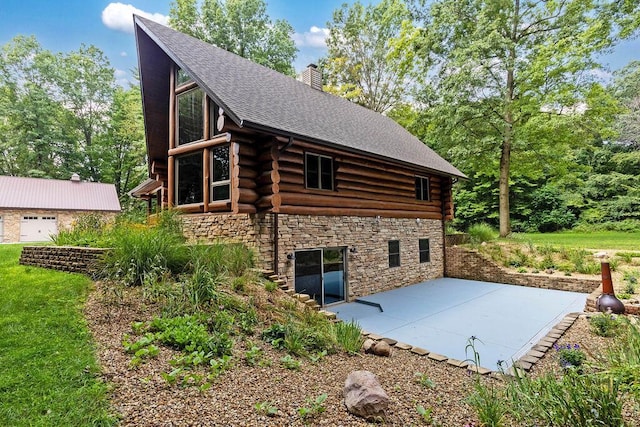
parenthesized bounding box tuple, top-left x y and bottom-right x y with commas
(20, 216, 57, 242)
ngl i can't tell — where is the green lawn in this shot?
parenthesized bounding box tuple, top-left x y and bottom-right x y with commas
(508, 231, 640, 251)
(0, 245, 115, 426)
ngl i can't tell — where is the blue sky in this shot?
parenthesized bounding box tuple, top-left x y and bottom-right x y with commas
(1, 0, 638, 87)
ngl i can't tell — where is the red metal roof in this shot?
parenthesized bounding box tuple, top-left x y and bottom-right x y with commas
(0, 176, 121, 212)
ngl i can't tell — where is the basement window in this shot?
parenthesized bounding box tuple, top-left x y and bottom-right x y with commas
(176, 88, 204, 145)
(175, 152, 203, 205)
(419, 238, 431, 263)
(388, 240, 400, 268)
(305, 153, 334, 190)
(210, 145, 230, 201)
(415, 176, 430, 201)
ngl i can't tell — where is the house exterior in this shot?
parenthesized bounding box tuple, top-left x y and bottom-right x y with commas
(133, 16, 466, 306)
(0, 175, 121, 243)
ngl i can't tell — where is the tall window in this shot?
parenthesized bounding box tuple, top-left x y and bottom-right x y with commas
(176, 67, 193, 86)
(211, 145, 230, 201)
(388, 240, 400, 268)
(175, 152, 203, 205)
(177, 88, 204, 145)
(415, 176, 430, 201)
(419, 238, 431, 263)
(305, 153, 334, 190)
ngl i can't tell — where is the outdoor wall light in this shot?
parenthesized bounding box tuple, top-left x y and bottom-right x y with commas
(375, 215, 381, 224)
(286, 252, 296, 261)
(416, 218, 421, 224)
(349, 246, 358, 254)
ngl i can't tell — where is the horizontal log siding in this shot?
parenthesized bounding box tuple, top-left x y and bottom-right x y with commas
(265, 141, 449, 219)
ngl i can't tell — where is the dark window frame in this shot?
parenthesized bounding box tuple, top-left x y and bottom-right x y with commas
(305, 152, 334, 190)
(415, 175, 430, 201)
(419, 238, 431, 263)
(176, 87, 205, 146)
(388, 240, 400, 268)
(210, 145, 231, 202)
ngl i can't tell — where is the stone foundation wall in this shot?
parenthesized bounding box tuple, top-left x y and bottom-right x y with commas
(277, 215, 444, 300)
(19, 246, 108, 274)
(445, 246, 600, 293)
(181, 213, 445, 301)
(181, 213, 274, 270)
(0, 209, 117, 243)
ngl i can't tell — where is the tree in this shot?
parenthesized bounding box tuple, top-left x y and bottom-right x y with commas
(169, 0, 297, 75)
(98, 87, 146, 198)
(323, 0, 420, 113)
(413, 0, 640, 236)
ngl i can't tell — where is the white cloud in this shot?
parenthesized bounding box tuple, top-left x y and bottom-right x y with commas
(293, 26, 329, 48)
(120, 51, 128, 57)
(114, 69, 127, 78)
(102, 2, 169, 34)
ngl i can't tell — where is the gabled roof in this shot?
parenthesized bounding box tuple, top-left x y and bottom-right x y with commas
(134, 16, 465, 179)
(0, 176, 121, 212)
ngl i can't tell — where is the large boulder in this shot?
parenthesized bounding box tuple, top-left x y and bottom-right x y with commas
(344, 370, 389, 421)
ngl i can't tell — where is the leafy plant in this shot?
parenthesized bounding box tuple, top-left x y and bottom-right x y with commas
(280, 355, 301, 370)
(589, 313, 622, 337)
(297, 393, 327, 422)
(466, 380, 506, 427)
(244, 345, 264, 367)
(254, 401, 278, 417)
(414, 372, 436, 389)
(416, 405, 435, 424)
(554, 343, 586, 369)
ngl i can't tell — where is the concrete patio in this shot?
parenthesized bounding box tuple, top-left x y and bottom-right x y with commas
(328, 278, 587, 370)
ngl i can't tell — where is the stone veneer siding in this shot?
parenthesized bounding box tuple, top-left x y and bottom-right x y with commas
(0, 209, 117, 243)
(19, 246, 108, 274)
(181, 213, 445, 301)
(445, 246, 601, 293)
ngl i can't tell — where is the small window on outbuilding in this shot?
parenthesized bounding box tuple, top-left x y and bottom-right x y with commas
(419, 238, 430, 263)
(415, 176, 430, 201)
(305, 153, 334, 190)
(388, 240, 400, 268)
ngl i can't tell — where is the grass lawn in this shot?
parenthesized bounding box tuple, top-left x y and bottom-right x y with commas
(0, 245, 115, 426)
(508, 231, 640, 251)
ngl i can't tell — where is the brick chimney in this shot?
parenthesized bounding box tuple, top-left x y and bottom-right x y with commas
(300, 64, 322, 91)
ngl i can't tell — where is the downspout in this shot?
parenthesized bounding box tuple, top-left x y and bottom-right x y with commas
(441, 177, 448, 277)
(273, 213, 279, 275)
(273, 135, 292, 275)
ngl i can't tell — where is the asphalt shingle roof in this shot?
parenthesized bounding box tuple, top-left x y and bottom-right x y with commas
(135, 16, 465, 178)
(0, 176, 121, 212)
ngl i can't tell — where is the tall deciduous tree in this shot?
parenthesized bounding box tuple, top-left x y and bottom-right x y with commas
(323, 0, 420, 113)
(169, 0, 297, 75)
(413, 0, 640, 236)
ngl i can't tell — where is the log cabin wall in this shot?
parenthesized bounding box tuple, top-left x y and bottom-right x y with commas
(248, 136, 453, 219)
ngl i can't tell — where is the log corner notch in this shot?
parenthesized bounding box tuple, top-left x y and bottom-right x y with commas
(254, 137, 283, 213)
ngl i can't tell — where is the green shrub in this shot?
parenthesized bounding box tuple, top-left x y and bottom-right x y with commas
(468, 223, 498, 244)
(332, 320, 364, 354)
(589, 313, 622, 337)
(150, 315, 232, 357)
(466, 380, 507, 427)
(554, 343, 586, 369)
(53, 212, 110, 247)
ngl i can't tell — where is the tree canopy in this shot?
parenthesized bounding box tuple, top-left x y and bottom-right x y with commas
(169, 0, 298, 75)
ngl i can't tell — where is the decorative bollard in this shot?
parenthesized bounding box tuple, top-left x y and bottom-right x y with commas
(596, 261, 625, 314)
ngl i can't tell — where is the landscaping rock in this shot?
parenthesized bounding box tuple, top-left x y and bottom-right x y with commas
(344, 370, 389, 421)
(362, 338, 375, 353)
(372, 340, 391, 357)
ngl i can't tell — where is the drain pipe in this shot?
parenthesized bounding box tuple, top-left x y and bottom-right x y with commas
(273, 213, 279, 275)
(440, 178, 447, 275)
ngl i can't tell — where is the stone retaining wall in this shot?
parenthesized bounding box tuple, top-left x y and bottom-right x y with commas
(19, 246, 107, 275)
(445, 246, 600, 293)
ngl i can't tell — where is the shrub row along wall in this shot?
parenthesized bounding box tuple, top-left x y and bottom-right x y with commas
(445, 246, 601, 293)
(19, 246, 107, 275)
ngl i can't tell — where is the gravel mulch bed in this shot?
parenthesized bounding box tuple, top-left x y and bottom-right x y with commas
(85, 282, 640, 426)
